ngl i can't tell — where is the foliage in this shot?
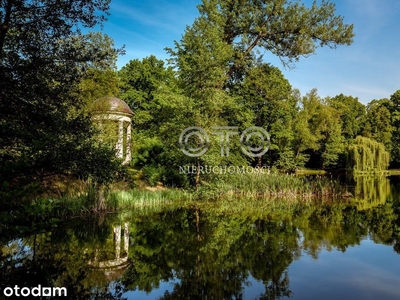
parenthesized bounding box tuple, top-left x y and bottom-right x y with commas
(346, 136, 390, 172)
(238, 62, 296, 167)
(168, 0, 354, 87)
(292, 89, 345, 169)
(0, 1, 124, 201)
(76, 32, 121, 107)
(388, 90, 400, 167)
(118, 56, 193, 187)
(362, 98, 394, 153)
(119, 55, 177, 128)
(327, 94, 365, 141)
(119, 56, 253, 187)
(314, 103, 345, 168)
(161, 0, 354, 184)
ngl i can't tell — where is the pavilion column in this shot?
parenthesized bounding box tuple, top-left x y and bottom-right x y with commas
(116, 120, 124, 158)
(98, 121, 103, 142)
(124, 222, 129, 255)
(124, 122, 132, 164)
(114, 225, 121, 261)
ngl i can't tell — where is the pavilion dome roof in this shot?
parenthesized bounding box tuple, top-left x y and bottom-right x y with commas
(91, 96, 133, 117)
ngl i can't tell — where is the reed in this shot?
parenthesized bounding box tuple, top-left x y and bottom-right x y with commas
(109, 188, 192, 210)
(201, 172, 347, 201)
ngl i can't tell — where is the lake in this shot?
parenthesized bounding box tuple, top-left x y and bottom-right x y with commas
(1, 175, 400, 299)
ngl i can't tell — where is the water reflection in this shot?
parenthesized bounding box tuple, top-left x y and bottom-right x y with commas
(88, 223, 130, 271)
(349, 175, 391, 210)
(0, 216, 129, 299)
(1, 175, 400, 299)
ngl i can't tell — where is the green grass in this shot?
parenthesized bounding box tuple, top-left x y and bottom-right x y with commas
(199, 172, 347, 201)
(28, 186, 193, 217)
(108, 188, 192, 210)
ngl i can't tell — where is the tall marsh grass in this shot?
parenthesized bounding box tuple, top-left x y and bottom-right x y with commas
(108, 189, 192, 210)
(200, 172, 347, 201)
(31, 187, 193, 217)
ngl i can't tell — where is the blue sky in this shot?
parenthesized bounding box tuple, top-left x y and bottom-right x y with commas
(101, 0, 400, 104)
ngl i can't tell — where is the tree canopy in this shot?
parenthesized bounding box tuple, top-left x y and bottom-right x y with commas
(167, 0, 355, 89)
(0, 0, 123, 196)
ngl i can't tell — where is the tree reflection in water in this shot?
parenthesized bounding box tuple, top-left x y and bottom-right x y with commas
(1, 175, 400, 299)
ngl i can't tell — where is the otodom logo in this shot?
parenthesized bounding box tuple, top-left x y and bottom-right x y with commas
(1, 285, 67, 297)
(179, 126, 270, 158)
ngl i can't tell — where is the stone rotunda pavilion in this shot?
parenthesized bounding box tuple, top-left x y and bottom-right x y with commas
(91, 96, 134, 165)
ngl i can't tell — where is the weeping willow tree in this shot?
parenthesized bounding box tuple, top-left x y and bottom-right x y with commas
(346, 136, 390, 172)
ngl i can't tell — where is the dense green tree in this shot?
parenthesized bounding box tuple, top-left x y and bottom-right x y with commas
(291, 90, 345, 169)
(327, 94, 365, 141)
(168, 0, 354, 89)
(362, 99, 393, 154)
(239, 62, 296, 168)
(0, 1, 123, 200)
(388, 90, 400, 167)
(132, 42, 249, 186)
(119, 55, 177, 129)
(315, 103, 345, 168)
(76, 32, 121, 107)
(118, 56, 200, 186)
(291, 90, 322, 168)
(292, 90, 318, 167)
(165, 0, 354, 177)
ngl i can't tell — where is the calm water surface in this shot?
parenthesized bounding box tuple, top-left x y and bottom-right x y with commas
(1, 175, 400, 299)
